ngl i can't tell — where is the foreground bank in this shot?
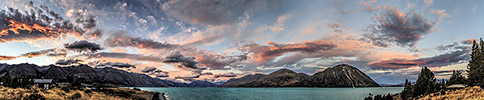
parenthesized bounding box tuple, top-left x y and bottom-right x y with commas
(0, 86, 161, 100)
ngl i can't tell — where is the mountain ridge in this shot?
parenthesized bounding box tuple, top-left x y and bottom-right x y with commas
(220, 64, 380, 87)
(0, 63, 214, 87)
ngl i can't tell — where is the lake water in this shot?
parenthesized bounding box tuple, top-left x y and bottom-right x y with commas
(130, 87, 404, 100)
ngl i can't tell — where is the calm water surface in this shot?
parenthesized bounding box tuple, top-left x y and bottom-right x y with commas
(130, 87, 403, 100)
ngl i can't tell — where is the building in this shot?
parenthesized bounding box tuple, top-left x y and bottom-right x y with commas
(33, 79, 54, 89)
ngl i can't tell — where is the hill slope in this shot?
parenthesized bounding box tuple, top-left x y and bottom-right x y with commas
(221, 64, 380, 87)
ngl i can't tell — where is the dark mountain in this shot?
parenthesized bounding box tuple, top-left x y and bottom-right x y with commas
(0, 63, 190, 87)
(241, 69, 310, 87)
(188, 80, 217, 87)
(310, 64, 380, 87)
(219, 74, 266, 87)
(221, 64, 380, 87)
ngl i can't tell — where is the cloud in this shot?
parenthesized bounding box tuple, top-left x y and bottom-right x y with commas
(424, 0, 433, 6)
(96, 62, 136, 68)
(214, 72, 237, 78)
(174, 75, 200, 81)
(0, 56, 17, 60)
(103, 31, 179, 49)
(0, 2, 99, 43)
(365, 7, 435, 48)
(141, 67, 157, 73)
(87, 52, 165, 62)
(201, 72, 213, 75)
(241, 40, 337, 65)
(163, 51, 200, 69)
(0, 48, 66, 60)
(368, 50, 469, 69)
(55, 59, 83, 65)
(162, 0, 276, 25)
(64, 40, 102, 52)
(461, 39, 478, 45)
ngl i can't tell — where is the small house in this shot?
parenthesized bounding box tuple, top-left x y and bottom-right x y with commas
(33, 79, 54, 89)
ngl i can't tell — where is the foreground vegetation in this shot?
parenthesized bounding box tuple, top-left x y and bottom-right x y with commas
(0, 86, 158, 100)
(366, 38, 484, 100)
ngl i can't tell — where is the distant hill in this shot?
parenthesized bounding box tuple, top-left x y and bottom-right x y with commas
(220, 64, 380, 87)
(0, 63, 209, 87)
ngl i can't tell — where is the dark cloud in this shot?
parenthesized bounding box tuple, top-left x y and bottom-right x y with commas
(241, 40, 337, 65)
(436, 42, 459, 51)
(87, 52, 164, 62)
(201, 72, 213, 75)
(368, 50, 469, 69)
(155, 73, 169, 77)
(175, 75, 200, 81)
(104, 31, 248, 70)
(64, 40, 102, 52)
(214, 72, 237, 78)
(0, 48, 66, 60)
(103, 31, 179, 49)
(96, 62, 135, 68)
(55, 59, 83, 65)
(0, 56, 17, 60)
(163, 51, 200, 69)
(141, 67, 157, 73)
(365, 7, 435, 47)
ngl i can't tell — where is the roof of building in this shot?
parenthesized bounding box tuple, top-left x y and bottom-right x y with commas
(33, 79, 53, 84)
(446, 84, 466, 88)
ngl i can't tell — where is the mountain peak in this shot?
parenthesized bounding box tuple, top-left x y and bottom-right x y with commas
(272, 68, 296, 74)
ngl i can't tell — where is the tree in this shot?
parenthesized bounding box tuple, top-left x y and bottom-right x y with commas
(413, 66, 437, 97)
(447, 70, 466, 85)
(467, 38, 484, 87)
(401, 79, 413, 99)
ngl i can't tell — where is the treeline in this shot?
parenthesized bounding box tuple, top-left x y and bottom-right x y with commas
(400, 38, 484, 99)
(0, 72, 34, 88)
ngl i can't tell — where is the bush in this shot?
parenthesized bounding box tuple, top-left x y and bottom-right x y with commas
(364, 93, 393, 100)
(69, 92, 82, 99)
(61, 87, 70, 92)
(83, 89, 92, 93)
(22, 93, 45, 100)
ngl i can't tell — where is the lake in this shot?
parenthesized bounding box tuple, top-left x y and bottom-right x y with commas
(129, 87, 404, 100)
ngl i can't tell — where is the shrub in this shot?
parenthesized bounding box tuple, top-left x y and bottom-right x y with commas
(61, 87, 70, 92)
(83, 89, 92, 93)
(22, 93, 45, 100)
(69, 92, 82, 99)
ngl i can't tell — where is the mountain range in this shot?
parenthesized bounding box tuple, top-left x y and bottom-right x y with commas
(220, 64, 380, 87)
(0, 63, 379, 87)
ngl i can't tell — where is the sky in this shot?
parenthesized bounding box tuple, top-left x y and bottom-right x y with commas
(0, 0, 482, 84)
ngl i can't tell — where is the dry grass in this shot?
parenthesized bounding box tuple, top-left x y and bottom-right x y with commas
(418, 86, 484, 100)
(0, 86, 155, 100)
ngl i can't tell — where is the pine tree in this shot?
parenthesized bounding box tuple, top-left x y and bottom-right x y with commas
(447, 70, 466, 85)
(401, 79, 413, 99)
(467, 39, 484, 87)
(413, 66, 437, 97)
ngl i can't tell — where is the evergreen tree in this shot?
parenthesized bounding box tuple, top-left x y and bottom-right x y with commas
(413, 66, 437, 97)
(401, 79, 413, 99)
(447, 70, 466, 85)
(467, 39, 484, 87)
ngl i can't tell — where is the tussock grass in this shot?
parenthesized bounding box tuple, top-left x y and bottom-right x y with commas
(0, 86, 155, 100)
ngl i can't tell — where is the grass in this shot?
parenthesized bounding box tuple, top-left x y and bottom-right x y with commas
(0, 86, 157, 100)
